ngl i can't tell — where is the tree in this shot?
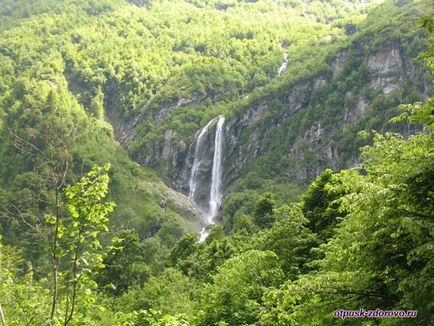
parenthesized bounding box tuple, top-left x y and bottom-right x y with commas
(262, 16, 434, 325)
(167, 233, 198, 268)
(253, 192, 276, 228)
(261, 124, 434, 325)
(117, 268, 196, 317)
(200, 250, 284, 325)
(300, 169, 346, 241)
(0, 87, 77, 321)
(89, 86, 104, 120)
(97, 230, 150, 296)
(256, 205, 316, 278)
(45, 164, 115, 325)
(0, 237, 49, 325)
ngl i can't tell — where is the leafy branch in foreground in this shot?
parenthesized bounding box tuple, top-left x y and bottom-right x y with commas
(45, 164, 115, 325)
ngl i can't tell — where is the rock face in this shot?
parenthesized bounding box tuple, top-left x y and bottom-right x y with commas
(344, 96, 369, 124)
(107, 40, 430, 201)
(332, 51, 346, 77)
(368, 42, 405, 95)
(105, 78, 140, 145)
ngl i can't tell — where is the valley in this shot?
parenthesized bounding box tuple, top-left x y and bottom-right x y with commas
(0, 0, 432, 325)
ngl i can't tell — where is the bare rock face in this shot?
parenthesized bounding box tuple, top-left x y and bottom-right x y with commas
(162, 130, 177, 159)
(127, 0, 150, 7)
(314, 77, 327, 90)
(367, 44, 403, 95)
(104, 79, 140, 145)
(332, 51, 346, 77)
(287, 82, 314, 114)
(367, 43, 403, 74)
(344, 96, 370, 124)
(355, 96, 370, 116)
(304, 121, 326, 143)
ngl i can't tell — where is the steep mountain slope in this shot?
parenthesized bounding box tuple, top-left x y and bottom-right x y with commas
(121, 0, 432, 218)
(0, 0, 204, 262)
(0, 1, 433, 325)
(0, 0, 431, 239)
(0, 0, 378, 239)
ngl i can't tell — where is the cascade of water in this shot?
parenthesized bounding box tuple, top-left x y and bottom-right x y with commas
(199, 115, 225, 242)
(188, 117, 219, 199)
(188, 116, 225, 242)
(278, 52, 288, 76)
(207, 116, 225, 221)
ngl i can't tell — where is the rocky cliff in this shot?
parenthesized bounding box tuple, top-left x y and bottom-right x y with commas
(117, 38, 429, 199)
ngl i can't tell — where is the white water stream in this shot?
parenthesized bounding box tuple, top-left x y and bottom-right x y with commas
(188, 117, 219, 199)
(277, 52, 288, 76)
(188, 116, 225, 242)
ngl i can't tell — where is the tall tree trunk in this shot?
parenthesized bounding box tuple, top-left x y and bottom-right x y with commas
(0, 304, 6, 326)
(50, 187, 60, 320)
(64, 229, 82, 326)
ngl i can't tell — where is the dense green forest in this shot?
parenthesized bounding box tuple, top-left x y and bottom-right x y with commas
(0, 0, 433, 325)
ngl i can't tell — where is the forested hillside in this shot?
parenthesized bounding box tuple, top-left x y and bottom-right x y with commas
(0, 0, 433, 325)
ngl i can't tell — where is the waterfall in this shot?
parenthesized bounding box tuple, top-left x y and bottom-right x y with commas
(188, 117, 219, 199)
(207, 116, 225, 222)
(277, 52, 288, 76)
(188, 116, 225, 242)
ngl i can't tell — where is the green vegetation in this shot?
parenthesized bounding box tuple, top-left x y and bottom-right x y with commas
(0, 0, 433, 325)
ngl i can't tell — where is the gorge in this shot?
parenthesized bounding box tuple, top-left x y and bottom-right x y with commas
(0, 0, 432, 324)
